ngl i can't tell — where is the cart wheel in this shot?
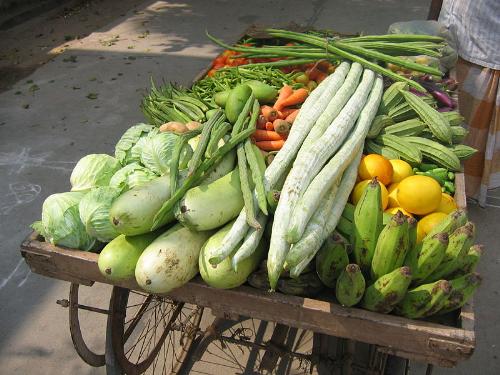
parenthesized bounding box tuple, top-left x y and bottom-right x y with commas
(69, 283, 106, 367)
(107, 287, 203, 374)
(183, 317, 315, 374)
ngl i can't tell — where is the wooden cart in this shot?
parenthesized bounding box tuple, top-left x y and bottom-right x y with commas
(19, 174, 474, 374)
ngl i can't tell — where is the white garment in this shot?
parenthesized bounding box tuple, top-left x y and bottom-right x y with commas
(439, 0, 500, 70)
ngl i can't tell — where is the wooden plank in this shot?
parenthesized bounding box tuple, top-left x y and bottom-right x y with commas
(21, 233, 474, 367)
(454, 173, 467, 209)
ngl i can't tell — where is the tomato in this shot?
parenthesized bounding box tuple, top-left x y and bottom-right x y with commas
(212, 62, 225, 69)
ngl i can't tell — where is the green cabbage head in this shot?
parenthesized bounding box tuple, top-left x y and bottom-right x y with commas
(31, 191, 95, 250)
(109, 163, 157, 192)
(140, 132, 193, 175)
(79, 187, 122, 242)
(114, 123, 157, 165)
(70, 154, 121, 191)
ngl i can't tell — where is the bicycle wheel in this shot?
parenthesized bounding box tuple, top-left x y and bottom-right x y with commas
(184, 317, 315, 374)
(68, 283, 107, 367)
(107, 287, 203, 374)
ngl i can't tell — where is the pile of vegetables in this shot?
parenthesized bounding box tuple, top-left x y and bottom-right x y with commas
(31, 27, 482, 321)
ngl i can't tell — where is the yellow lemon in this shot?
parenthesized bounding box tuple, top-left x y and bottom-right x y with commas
(351, 179, 389, 209)
(358, 154, 393, 185)
(389, 159, 414, 183)
(385, 207, 414, 218)
(397, 175, 442, 215)
(387, 182, 400, 208)
(416, 212, 448, 243)
(434, 193, 458, 214)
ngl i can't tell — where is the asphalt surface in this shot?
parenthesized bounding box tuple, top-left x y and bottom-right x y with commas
(1, 1, 498, 374)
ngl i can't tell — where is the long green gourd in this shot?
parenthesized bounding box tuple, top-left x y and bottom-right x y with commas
(268, 70, 375, 290)
(286, 74, 382, 244)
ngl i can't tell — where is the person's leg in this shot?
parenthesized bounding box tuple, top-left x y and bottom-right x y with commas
(456, 57, 500, 206)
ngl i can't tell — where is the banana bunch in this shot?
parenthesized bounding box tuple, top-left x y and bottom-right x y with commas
(142, 81, 212, 126)
(326, 177, 484, 318)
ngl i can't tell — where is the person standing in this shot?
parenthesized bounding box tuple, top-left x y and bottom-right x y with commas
(429, 0, 500, 206)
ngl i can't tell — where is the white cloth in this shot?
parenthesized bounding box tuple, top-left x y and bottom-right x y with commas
(439, 0, 500, 70)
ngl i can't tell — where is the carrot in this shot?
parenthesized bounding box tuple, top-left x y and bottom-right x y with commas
(265, 122, 275, 131)
(253, 129, 283, 142)
(273, 85, 293, 111)
(261, 105, 279, 122)
(256, 140, 285, 151)
(280, 108, 296, 118)
(273, 119, 291, 135)
(257, 115, 267, 129)
(276, 88, 309, 109)
(284, 109, 299, 124)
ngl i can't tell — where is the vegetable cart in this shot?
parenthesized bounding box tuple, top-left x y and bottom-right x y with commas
(21, 24, 478, 374)
(20, 176, 474, 374)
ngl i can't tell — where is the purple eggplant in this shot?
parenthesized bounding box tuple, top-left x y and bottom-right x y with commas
(437, 107, 454, 112)
(416, 78, 456, 108)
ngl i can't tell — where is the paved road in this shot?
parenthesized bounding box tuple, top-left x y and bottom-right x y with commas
(1, 0, 498, 374)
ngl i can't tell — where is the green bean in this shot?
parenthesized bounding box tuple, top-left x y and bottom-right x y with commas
(187, 110, 224, 176)
(244, 140, 268, 215)
(151, 126, 256, 230)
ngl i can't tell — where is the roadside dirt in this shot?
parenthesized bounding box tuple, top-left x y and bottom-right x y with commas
(0, 0, 147, 92)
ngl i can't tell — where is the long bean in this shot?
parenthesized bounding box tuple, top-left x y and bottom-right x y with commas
(152, 126, 256, 230)
(170, 129, 202, 195)
(205, 122, 231, 158)
(265, 29, 427, 91)
(188, 110, 224, 176)
(237, 144, 260, 229)
(231, 95, 256, 136)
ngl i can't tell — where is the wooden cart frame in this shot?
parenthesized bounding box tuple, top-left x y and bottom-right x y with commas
(19, 175, 474, 374)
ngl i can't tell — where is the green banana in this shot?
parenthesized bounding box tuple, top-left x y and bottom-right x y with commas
(342, 202, 355, 222)
(424, 209, 467, 240)
(405, 232, 448, 284)
(425, 222, 475, 282)
(407, 216, 417, 254)
(335, 264, 366, 307)
(316, 235, 350, 288)
(460, 245, 483, 275)
(277, 273, 324, 297)
(362, 266, 412, 313)
(371, 211, 409, 280)
(395, 280, 452, 319)
(353, 178, 383, 272)
(438, 273, 482, 315)
(336, 216, 353, 241)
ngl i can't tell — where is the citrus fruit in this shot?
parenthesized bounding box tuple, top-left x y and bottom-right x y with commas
(397, 175, 442, 215)
(387, 182, 400, 208)
(389, 159, 413, 183)
(385, 207, 414, 218)
(434, 193, 458, 214)
(358, 154, 393, 185)
(416, 212, 448, 243)
(351, 179, 389, 209)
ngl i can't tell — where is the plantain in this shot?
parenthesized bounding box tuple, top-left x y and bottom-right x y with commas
(362, 266, 412, 313)
(424, 209, 467, 240)
(316, 235, 350, 288)
(405, 232, 448, 284)
(450, 244, 483, 277)
(438, 273, 482, 315)
(407, 216, 417, 253)
(371, 211, 409, 280)
(335, 264, 366, 307)
(353, 178, 383, 272)
(425, 222, 475, 282)
(395, 280, 452, 319)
